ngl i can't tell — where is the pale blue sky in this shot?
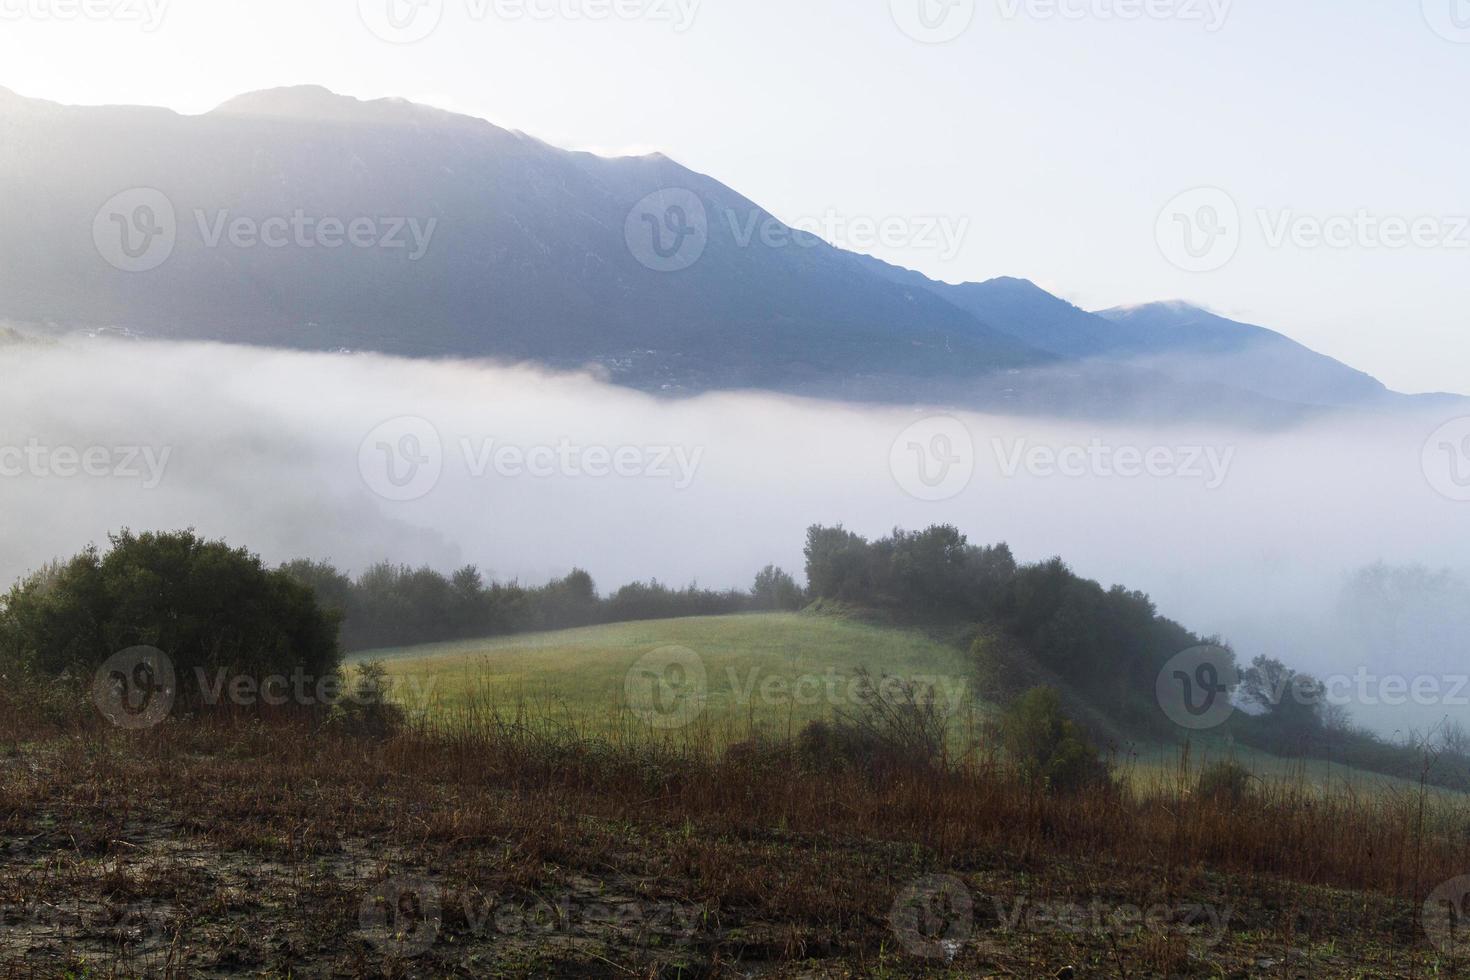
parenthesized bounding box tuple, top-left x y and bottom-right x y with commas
(2, 0, 1466, 393)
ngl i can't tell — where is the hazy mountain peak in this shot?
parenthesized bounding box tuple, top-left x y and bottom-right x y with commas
(1096, 299, 1210, 321)
(209, 86, 450, 126)
(212, 85, 355, 114)
(982, 275, 1042, 290)
(0, 85, 59, 113)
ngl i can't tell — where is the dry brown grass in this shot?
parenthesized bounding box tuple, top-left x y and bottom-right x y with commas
(1, 686, 1468, 977)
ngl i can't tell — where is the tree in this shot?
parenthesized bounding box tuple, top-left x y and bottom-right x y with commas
(0, 530, 341, 707)
(751, 565, 804, 611)
(535, 568, 600, 629)
(448, 565, 491, 637)
(886, 525, 972, 617)
(803, 525, 872, 602)
(1440, 719, 1470, 758)
(803, 524, 1017, 623)
(279, 559, 353, 618)
(1241, 655, 1325, 736)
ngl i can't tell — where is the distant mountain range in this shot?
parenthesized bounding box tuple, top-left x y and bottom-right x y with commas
(0, 84, 1457, 423)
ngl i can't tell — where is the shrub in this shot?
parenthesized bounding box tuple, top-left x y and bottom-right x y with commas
(1000, 686, 1109, 794)
(0, 670, 88, 740)
(798, 668, 952, 773)
(1196, 759, 1254, 804)
(0, 530, 340, 716)
(323, 660, 405, 739)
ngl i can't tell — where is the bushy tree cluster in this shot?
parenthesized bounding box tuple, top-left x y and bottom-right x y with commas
(803, 524, 1209, 731)
(751, 565, 805, 612)
(1238, 654, 1341, 744)
(799, 523, 1470, 790)
(3, 533, 812, 678)
(284, 559, 604, 650)
(803, 524, 1015, 622)
(0, 530, 339, 687)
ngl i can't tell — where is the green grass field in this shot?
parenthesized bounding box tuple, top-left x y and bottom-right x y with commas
(352, 612, 1465, 802)
(351, 612, 980, 741)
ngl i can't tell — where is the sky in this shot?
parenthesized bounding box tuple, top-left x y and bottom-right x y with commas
(1, 0, 1467, 394)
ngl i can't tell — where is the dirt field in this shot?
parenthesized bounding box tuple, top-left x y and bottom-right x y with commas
(1, 708, 1463, 978)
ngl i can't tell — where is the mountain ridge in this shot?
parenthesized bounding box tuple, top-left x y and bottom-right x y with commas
(0, 84, 1455, 422)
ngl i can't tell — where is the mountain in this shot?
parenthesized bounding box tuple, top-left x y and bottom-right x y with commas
(1091, 303, 1396, 409)
(853, 258, 1139, 359)
(1100, 302, 1469, 411)
(0, 84, 1052, 405)
(856, 252, 1456, 412)
(0, 85, 1451, 420)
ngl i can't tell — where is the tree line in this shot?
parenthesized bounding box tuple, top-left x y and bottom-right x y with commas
(0, 530, 806, 706)
(278, 558, 804, 652)
(802, 523, 1470, 788)
(5, 525, 1466, 790)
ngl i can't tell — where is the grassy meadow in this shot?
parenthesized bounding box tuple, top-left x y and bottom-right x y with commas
(351, 612, 981, 742)
(354, 611, 1467, 805)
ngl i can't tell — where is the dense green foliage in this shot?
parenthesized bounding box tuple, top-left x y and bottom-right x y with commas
(802, 523, 1470, 791)
(803, 524, 1015, 621)
(0, 530, 340, 692)
(803, 523, 1211, 734)
(751, 564, 805, 612)
(1000, 686, 1110, 793)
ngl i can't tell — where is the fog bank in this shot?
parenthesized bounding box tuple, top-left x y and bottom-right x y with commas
(2, 337, 1467, 734)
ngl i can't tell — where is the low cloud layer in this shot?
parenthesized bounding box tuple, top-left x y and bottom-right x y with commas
(2, 336, 1467, 734)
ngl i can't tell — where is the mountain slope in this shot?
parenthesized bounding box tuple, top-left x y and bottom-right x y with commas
(1093, 302, 1392, 409)
(855, 250, 1447, 412)
(852, 256, 1138, 358)
(0, 85, 1050, 403)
